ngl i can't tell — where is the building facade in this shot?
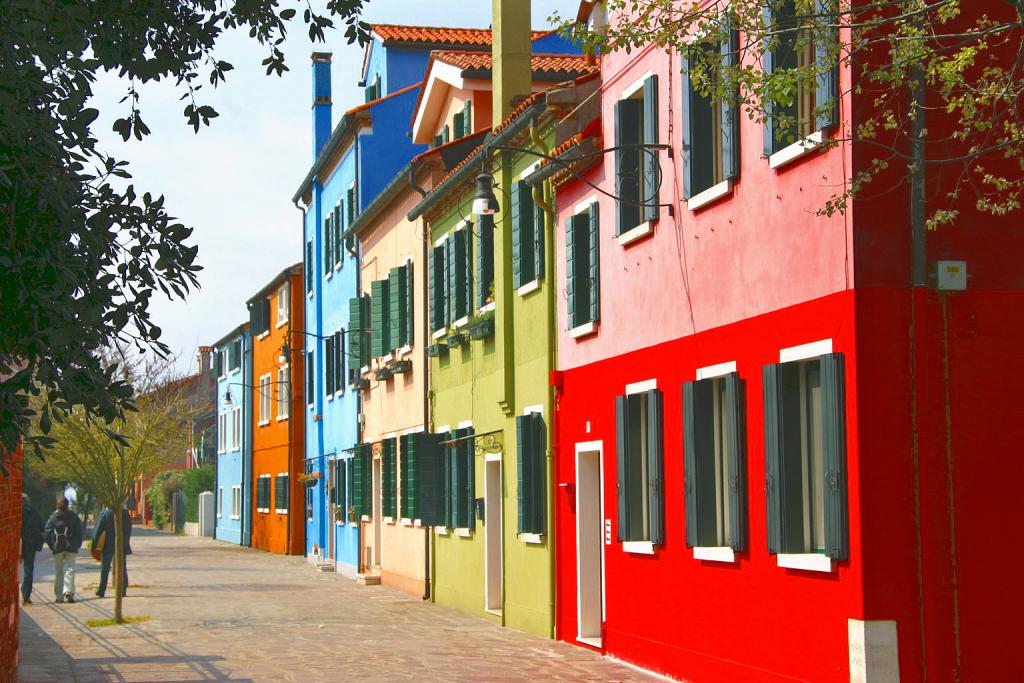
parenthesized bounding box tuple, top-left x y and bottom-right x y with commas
(213, 324, 252, 545)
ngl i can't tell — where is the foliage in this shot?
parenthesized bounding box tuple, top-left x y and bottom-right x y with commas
(147, 470, 185, 529)
(182, 465, 215, 523)
(0, 0, 373, 466)
(556, 0, 1024, 228)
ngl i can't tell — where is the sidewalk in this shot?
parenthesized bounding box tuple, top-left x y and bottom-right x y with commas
(18, 528, 660, 682)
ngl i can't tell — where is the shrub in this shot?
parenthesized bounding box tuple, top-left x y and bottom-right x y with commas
(146, 470, 183, 528)
(181, 465, 214, 522)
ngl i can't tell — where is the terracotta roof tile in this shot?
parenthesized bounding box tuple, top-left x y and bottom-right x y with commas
(344, 81, 422, 116)
(432, 51, 597, 78)
(493, 71, 598, 135)
(371, 24, 553, 46)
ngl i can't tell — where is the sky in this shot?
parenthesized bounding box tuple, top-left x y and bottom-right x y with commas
(90, 1, 581, 375)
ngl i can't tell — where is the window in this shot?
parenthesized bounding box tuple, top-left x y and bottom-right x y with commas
(516, 413, 547, 535)
(256, 475, 271, 513)
(305, 240, 314, 294)
(681, 17, 739, 200)
(381, 437, 397, 519)
(475, 215, 494, 309)
(333, 202, 343, 270)
(231, 406, 241, 451)
(306, 461, 315, 520)
(387, 262, 413, 351)
(274, 473, 289, 514)
(763, 352, 848, 559)
(430, 238, 450, 333)
(443, 427, 475, 530)
(306, 349, 315, 406)
(332, 330, 345, 393)
(276, 365, 289, 419)
(217, 487, 223, 518)
(250, 297, 271, 336)
(449, 227, 471, 322)
(347, 186, 356, 225)
(276, 282, 289, 326)
(682, 372, 747, 551)
(364, 73, 381, 102)
(566, 202, 601, 331)
(400, 432, 446, 524)
(348, 295, 370, 375)
(231, 485, 241, 519)
(763, 0, 838, 156)
(258, 373, 272, 424)
(325, 334, 336, 396)
(332, 457, 347, 514)
(370, 278, 390, 358)
(323, 211, 334, 278)
(432, 123, 451, 148)
(512, 179, 545, 289)
(614, 75, 659, 235)
(214, 349, 224, 378)
(217, 412, 227, 453)
(615, 387, 664, 544)
(350, 444, 373, 519)
(228, 340, 241, 372)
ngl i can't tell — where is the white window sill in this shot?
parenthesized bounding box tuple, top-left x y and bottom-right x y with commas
(517, 279, 542, 297)
(455, 528, 473, 538)
(521, 533, 544, 545)
(326, 394, 333, 402)
(777, 552, 833, 573)
(360, 365, 369, 374)
(230, 515, 240, 520)
(275, 319, 287, 329)
(257, 420, 270, 427)
(436, 527, 450, 536)
(307, 291, 314, 300)
(382, 353, 393, 364)
(276, 414, 289, 422)
(569, 321, 597, 339)
(401, 518, 413, 526)
(768, 131, 825, 169)
(361, 515, 370, 522)
(334, 262, 342, 272)
(348, 522, 358, 528)
(452, 316, 469, 329)
(694, 546, 735, 563)
(256, 508, 269, 514)
(432, 328, 447, 340)
(325, 272, 333, 282)
(479, 302, 495, 314)
(256, 331, 269, 341)
(384, 516, 394, 525)
(622, 541, 655, 555)
(617, 221, 653, 247)
(334, 390, 344, 399)
(275, 509, 288, 514)
(686, 180, 732, 211)
(398, 344, 412, 358)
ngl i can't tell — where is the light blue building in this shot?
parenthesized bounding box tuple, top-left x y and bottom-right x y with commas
(212, 323, 252, 546)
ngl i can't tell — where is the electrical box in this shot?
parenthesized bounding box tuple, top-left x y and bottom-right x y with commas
(937, 260, 967, 291)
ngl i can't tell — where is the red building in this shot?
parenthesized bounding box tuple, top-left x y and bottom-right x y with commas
(551, 3, 1024, 682)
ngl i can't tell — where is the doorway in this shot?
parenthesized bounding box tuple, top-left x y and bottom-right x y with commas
(484, 455, 503, 613)
(327, 459, 335, 562)
(371, 455, 382, 570)
(576, 445, 604, 646)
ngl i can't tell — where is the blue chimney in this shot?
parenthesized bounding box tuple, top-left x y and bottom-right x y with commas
(312, 52, 332, 159)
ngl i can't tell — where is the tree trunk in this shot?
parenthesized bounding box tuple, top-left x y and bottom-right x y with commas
(113, 502, 124, 623)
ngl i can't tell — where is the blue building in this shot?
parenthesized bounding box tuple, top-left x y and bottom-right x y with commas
(212, 323, 252, 546)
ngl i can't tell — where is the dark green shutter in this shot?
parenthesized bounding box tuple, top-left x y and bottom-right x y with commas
(615, 99, 642, 234)
(763, 364, 784, 554)
(446, 433, 458, 528)
(519, 182, 536, 283)
(443, 124, 450, 144)
(382, 438, 397, 518)
(429, 245, 438, 331)
(511, 180, 523, 287)
(325, 336, 335, 395)
(370, 278, 389, 358)
(642, 75, 660, 223)
(446, 235, 456, 324)
(453, 111, 465, 138)
(721, 14, 740, 180)
(306, 349, 315, 405)
(516, 415, 530, 533)
(402, 434, 419, 520)
(762, 5, 776, 156)
(404, 262, 414, 346)
(213, 350, 222, 377)
(682, 381, 699, 547)
(455, 226, 471, 319)
(349, 296, 363, 373)
(388, 267, 402, 352)
(615, 395, 629, 541)
(646, 389, 664, 544)
(588, 203, 600, 323)
(463, 99, 472, 132)
(335, 331, 345, 392)
(821, 353, 848, 560)
(334, 204, 342, 266)
(463, 427, 475, 529)
(565, 217, 576, 328)
(725, 372, 747, 551)
(476, 215, 494, 309)
(683, 380, 716, 548)
(363, 445, 373, 518)
(306, 241, 313, 292)
(347, 188, 356, 224)
(680, 48, 694, 200)
(418, 433, 446, 526)
(324, 214, 332, 272)
(815, 0, 838, 131)
(531, 413, 547, 535)
(352, 446, 366, 518)
(533, 200, 545, 281)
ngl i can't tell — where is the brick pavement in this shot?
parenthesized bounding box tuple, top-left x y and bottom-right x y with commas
(18, 528, 663, 682)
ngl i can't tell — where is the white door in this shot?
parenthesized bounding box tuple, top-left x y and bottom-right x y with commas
(576, 447, 604, 645)
(484, 456, 503, 612)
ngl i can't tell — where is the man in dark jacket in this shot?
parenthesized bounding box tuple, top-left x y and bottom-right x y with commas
(21, 494, 44, 605)
(92, 504, 132, 598)
(43, 494, 83, 603)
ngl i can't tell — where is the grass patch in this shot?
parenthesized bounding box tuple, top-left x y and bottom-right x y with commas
(86, 616, 151, 628)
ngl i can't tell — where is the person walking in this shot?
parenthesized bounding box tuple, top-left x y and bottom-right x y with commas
(20, 493, 44, 606)
(92, 504, 132, 598)
(43, 494, 83, 603)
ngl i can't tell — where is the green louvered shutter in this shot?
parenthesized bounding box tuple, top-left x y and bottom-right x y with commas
(531, 413, 547, 535)
(815, 0, 839, 132)
(347, 187, 356, 224)
(762, 4, 777, 156)
(462, 230, 473, 319)
(418, 433, 446, 526)
(516, 415, 530, 533)
(642, 75, 660, 223)
(534, 201, 545, 281)
(382, 438, 397, 518)
(615, 395, 629, 541)
(324, 214, 332, 272)
(325, 336, 335, 395)
(682, 381, 700, 547)
(453, 111, 465, 138)
(306, 241, 313, 293)
(565, 217, 576, 328)
(476, 215, 494, 309)
(334, 204, 342, 266)
(680, 47, 694, 200)
(511, 180, 523, 288)
(725, 372, 748, 551)
(446, 434, 458, 528)
(402, 434, 419, 520)
(429, 245, 438, 331)
(821, 353, 848, 560)
(352, 446, 366, 518)
(446, 236, 456, 324)
(404, 262, 414, 346)
(443, 124, 450, 144)
(463, 99, 472, 132)
(462, 427, 476, 529)
(361, 295, 371, 367)
(520, 182, 536, 283)
(363, 445, 374, 518)
(348, 296, 363, 374)
(452, 227, 469, 320)
(614, 99, 642, 235)
(646, 389, 664, 545)
(388, 268, 402, 352)
(763, 364, 784, 554)
(213, 350, 222, 377)
(588, 203, 600, 323)
(370, 278, 389, 358)
(721, 13, 740, 181)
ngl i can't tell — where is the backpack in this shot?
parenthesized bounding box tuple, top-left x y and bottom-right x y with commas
(52, 513, 70, 553)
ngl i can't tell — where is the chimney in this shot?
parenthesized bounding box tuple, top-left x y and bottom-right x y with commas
(492, 0, 532, 125)
(312, 52, 333, 159)
(197, 345, 212, 374)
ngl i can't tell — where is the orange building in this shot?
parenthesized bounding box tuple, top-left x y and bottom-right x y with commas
(247, 264, 305, 555)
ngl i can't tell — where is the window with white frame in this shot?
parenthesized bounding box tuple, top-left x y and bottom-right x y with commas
(258, 373, 272, 425)
(566, 201, 600, 331)
(615, 386, 664, 544)
(512, 175, 545, 289)
(274, 473, 289, 514)
(614, 74, 659, 235)
(231, 406, 241, 451)
(217, 412, 227, 453)
(276, 365, 289, 419)
(231, 485, 241, 519)
(276, 281, 289, 326)
(256, 475, 271, 513)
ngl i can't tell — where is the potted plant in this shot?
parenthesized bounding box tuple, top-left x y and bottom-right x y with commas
(446, 330, 468, 348)
(467, 309, 495, 340)
(426, 341, 448, 357)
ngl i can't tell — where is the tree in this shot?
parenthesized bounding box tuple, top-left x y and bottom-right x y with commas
(33, 351, 195, 622)
(560, 1, 1024, 247)
(0, 0, 374, 466)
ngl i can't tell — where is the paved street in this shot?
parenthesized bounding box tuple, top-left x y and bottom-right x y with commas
(18, 528, 660, 682)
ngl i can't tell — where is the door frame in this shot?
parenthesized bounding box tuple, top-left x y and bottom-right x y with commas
(575, 440, 605, 646)
(372, 454, 382, 569)
(326, 458, 336, 561)
(484, 452, 503, 614)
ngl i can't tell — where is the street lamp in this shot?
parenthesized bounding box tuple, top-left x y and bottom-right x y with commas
(472, 173, 500, 215)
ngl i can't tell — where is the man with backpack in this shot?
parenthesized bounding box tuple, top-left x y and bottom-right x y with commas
(43, 493, 83, 603)
(20, 493, 44, 605)
(92, 503, 132, 598)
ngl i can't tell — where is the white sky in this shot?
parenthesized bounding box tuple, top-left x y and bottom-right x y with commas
(89, 1, 580, 374)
